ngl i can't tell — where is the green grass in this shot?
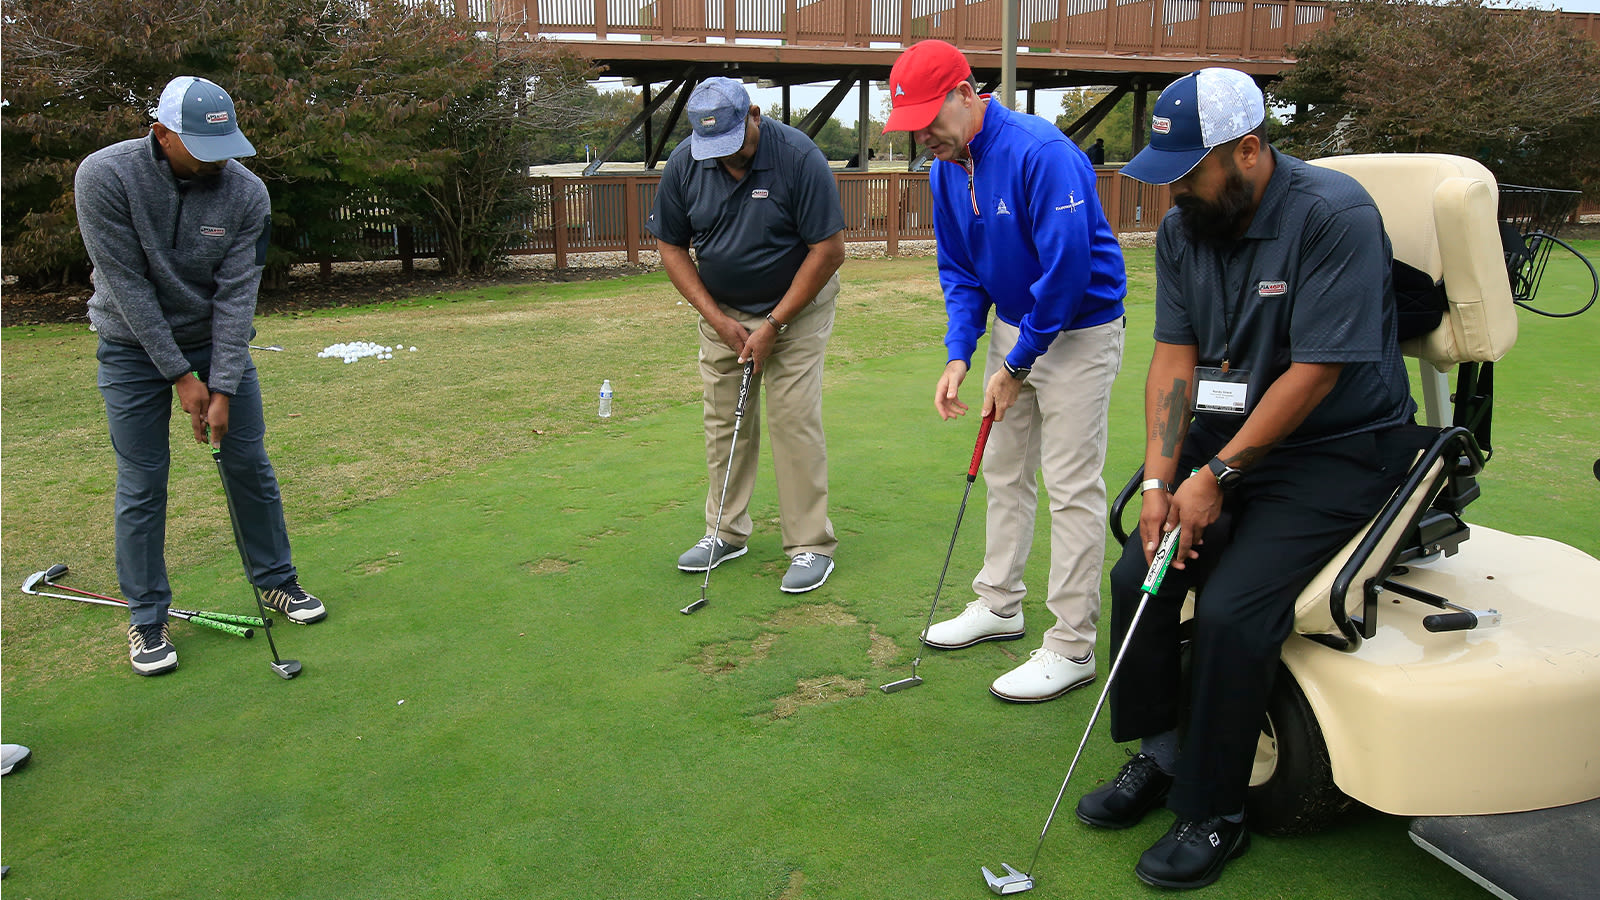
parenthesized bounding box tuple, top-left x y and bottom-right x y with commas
(1, 247, 1596, 899)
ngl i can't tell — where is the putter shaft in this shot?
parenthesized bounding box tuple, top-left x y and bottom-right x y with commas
(988, 528, 1182, 892)
(682, 360, 754, 616)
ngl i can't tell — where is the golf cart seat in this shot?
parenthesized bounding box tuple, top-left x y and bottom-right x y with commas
(1291, 154, 1518, 646)
(1110, 154, 1518, 648)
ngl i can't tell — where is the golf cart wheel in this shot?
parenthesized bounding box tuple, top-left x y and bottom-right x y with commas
(1245, 664, 1353, 836)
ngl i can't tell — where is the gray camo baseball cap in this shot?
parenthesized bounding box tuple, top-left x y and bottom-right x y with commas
(155, 76, 256, 162)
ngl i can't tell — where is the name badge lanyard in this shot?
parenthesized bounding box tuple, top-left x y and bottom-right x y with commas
(1193, 286, 1251, 415)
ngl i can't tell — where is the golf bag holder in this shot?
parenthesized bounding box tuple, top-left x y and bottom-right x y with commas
(1111, 153, 1521, 653)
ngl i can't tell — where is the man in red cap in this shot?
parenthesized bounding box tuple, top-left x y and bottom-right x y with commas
(885, 41, 1129, 702)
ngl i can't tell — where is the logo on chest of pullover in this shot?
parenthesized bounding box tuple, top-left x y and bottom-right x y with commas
(1258, 280, 1288, 297)
(996, 199, 1011, 216)
(200, 225, 227, 237)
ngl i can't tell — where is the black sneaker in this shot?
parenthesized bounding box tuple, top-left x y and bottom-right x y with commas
(128, 622, 178, 676)
(1076, 752, 1174, 829)
(259, 579, 326, 624)
(1135, 815, 1250, 889)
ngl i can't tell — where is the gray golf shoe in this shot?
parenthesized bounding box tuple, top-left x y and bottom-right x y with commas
(780, 552, 835, 593)
(677, 536, 748, 572)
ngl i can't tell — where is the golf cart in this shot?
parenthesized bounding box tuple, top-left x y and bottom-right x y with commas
(1108, 154, 1600, 899)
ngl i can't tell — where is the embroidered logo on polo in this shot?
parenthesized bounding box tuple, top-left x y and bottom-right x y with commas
(1152, 116, 1171, 135)
(996, 199, 1011, 215)
(751, 189, 769, 199)
(1258, 280, 1288, 297)
(200, 225, 227, 237)
(206, 111, 230, 125)
(1056, 192, 1085, 213)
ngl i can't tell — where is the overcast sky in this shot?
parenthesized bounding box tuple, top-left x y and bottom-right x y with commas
(593, 0, 1598, 129)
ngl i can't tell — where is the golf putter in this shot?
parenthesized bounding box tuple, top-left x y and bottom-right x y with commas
(682, 358, 756, 615)
(881, 411, 995, 693)
(982, 526, 1183, 895)
(212, 445, 302, 679)
(249, 345, 283, 352)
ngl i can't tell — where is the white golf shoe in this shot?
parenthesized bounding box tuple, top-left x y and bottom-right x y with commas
(990, 648, 1095, 703)
(922, 600, 1025, 649)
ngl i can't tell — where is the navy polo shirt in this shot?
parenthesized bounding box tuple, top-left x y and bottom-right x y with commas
(647, 117, 845, 313)
(1153, 149, 1416, 447)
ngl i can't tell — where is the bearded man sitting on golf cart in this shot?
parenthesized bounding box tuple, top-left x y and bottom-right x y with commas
(1074, 68, 1426, 889)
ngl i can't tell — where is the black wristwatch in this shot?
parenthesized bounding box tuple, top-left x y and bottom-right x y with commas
(1003, 359, 1031, 382)
(1206, 456, 1243, 491)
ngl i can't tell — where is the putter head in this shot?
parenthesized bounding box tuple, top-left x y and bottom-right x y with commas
(271, 659, 302, 680)
(982, 863, 1034, 895)
(879, 675, 923, 693)
(679, 598, 708, 615)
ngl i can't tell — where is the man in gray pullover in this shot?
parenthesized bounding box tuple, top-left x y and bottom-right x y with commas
(76, 76, 326, 676)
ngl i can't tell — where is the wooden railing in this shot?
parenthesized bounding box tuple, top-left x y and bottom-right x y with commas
(485, 0, 1334, 59)
(327, 169, 1171, 269)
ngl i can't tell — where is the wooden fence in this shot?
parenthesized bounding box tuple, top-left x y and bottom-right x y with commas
(324, 168, 1171, 270)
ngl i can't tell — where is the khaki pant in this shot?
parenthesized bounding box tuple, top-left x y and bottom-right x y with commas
(696, 274, 839, 558)
(973, 316, 1125, 659)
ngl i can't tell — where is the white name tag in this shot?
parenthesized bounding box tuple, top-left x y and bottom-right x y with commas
(1195, 380, 1248, 413)
(1192, 366, 1250, 415)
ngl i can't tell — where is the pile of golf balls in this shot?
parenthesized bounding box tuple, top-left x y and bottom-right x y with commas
(317, 341, 417, 364)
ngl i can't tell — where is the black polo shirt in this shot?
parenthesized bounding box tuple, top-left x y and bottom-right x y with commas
(647, 117, 845, 313)
(1154, 149, 1416, 448)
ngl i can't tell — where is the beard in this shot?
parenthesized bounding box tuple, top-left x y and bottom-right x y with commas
(1176, 164, 1255, 249)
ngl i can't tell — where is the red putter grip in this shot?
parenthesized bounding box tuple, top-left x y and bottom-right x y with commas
(968, 413, 995, 478)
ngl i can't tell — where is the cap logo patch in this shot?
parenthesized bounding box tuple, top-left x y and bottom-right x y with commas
(200, 225, 227, 237)
(1152, 116, 1171, 135)
(894, 84, 905, 98)
(1259, 280, 1288, 296)
(700, 115, 718, 127)
(206, 111, 230, 124)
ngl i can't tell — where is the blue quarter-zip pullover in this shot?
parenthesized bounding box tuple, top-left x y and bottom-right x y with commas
(932, 101, 1127, 369)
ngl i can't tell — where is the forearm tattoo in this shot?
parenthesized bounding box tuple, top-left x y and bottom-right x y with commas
(1152, 377, 1189, 459)
(1225, 445, 1272, 470)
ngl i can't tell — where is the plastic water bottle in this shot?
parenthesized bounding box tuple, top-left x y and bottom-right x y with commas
(598, 380, 613, 418)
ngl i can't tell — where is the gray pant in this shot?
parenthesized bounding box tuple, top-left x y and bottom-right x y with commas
(97, 339, 296, 625)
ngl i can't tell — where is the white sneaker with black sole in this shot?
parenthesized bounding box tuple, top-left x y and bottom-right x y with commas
(781, 553, 834, 593)
(990, 647, 1095, 702)
(260, 579, 326, 624)
(128, 622, 178, 676)
(677, 535, 748, 572)
(922, 599, 1026, 649)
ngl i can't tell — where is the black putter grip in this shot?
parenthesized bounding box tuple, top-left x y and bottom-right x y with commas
(1423, 611, 1478, 633)
(968, 413, 996, 480)
(734, 360, 754, 416)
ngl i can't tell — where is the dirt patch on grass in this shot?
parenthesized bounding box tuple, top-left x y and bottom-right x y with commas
(777, 870, 806, 899)
(771, 676, 868, 718)
(688, 604, 863, 675)
(867, 625, 900, 667)
(523, 558, 570, 576)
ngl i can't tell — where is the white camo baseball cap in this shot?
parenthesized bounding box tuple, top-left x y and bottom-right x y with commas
(1121, 68, 1264, 185)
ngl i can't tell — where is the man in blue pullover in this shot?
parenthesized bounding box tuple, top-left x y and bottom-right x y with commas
(76, 76, 326, 676)
(885, 41, 1128, 702)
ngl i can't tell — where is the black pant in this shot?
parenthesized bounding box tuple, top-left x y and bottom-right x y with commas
(1106, 424, 1424, 820)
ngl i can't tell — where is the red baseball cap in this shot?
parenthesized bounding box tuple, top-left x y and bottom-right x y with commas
(883, 40, 972, 133)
